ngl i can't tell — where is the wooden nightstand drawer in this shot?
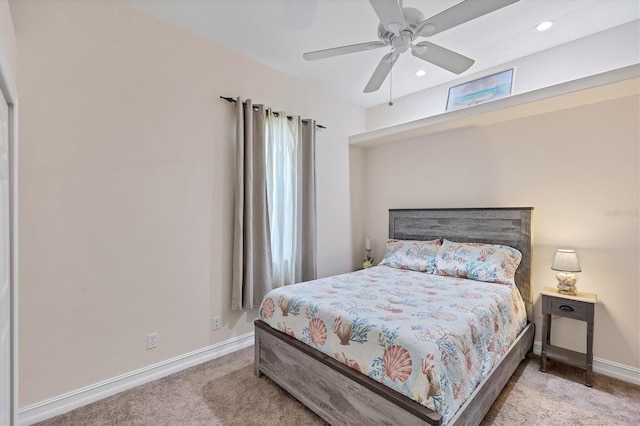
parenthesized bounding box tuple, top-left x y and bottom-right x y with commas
(540, 286, 597, 386)
(545, 296, 588, 320)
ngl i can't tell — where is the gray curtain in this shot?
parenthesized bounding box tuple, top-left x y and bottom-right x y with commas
(296, 118, 317, 282)
(231, 98, 272, 311)
(231, 100, 317, 311)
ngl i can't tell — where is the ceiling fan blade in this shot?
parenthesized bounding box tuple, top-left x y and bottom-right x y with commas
(363, 52, 399, 93)
(369, 0, 406, 35)
(416, 0, 519, 37)
(303, 41, 387, 61)
(411, 41, 474, 74)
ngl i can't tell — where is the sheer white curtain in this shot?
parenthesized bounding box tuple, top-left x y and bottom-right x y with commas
(265, 110, 317, 288)
(265, 111, 299, 287)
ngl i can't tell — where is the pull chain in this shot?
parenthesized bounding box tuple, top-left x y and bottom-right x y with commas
(388, 50, 394, 107)
(389, 0, 402, 106)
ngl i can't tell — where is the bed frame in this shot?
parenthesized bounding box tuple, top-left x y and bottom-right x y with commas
(254, 207, 534, 425)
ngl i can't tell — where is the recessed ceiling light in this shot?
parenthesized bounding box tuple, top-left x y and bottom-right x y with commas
(415, 69, 427, 77)
(536, 21, 554, 31)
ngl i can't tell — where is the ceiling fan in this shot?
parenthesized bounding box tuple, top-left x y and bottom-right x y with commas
(303, 0, 520, 93)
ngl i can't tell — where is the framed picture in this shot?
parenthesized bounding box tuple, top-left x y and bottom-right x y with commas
(446, 68, 515, 111)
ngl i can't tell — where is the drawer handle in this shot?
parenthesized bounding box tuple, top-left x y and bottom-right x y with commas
(559, 305, 575, 312)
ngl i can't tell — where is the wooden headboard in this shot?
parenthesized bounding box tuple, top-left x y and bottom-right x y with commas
(389, 207, 533, 304)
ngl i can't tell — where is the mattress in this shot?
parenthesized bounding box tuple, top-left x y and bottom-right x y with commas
(259, 265, 527, 424)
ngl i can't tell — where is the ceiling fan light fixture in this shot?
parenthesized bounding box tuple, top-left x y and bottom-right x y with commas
(536, 20, 554, 31)
(391, 32, 412, 53)
(415, 69, 426, 77)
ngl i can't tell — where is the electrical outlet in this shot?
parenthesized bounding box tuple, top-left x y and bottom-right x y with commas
(212, 317, 221, 330)
(147, 333, 158, 349)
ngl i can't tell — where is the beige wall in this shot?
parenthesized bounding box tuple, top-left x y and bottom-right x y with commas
(349, 145, 367, 270)
(357, 91, 640, 371)
(11, 0, 365, 406)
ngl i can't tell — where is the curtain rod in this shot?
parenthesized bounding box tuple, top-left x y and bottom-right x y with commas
(220, 96, 326, 129)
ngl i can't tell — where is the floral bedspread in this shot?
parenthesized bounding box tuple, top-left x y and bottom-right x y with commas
(259, 266, 527, 424)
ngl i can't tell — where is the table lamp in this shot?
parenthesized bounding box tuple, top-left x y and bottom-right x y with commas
(551, 249, 581, 295)
(363, 238, 374, 268)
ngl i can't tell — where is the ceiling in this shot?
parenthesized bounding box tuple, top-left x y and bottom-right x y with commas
(123, 0, 639, 108)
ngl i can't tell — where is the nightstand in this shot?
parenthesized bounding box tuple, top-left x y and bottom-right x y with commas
(540, 286, 597, 386)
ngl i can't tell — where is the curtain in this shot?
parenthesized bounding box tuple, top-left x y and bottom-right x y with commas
(265, 111, 298, 287)
(231, 99, 272, 310)
(297, 118, 317, 282)
(231, 99, 317, 311)
(265, 112, 317, 287)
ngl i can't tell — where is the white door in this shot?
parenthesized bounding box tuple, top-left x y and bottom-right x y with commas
(0, 88, 10, 425)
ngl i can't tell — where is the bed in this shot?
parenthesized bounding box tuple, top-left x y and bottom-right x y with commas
(254, 207, 534, 425)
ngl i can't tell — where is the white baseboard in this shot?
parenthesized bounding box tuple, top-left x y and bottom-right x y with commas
(532, 340, 640, 385)
(17, 333, 255, 425)
(16, 334, 639, 425)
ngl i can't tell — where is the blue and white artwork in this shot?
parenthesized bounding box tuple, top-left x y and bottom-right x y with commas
(446, 69, 514, 111)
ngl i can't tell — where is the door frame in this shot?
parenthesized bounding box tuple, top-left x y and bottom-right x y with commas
(0, 34, 18, 426)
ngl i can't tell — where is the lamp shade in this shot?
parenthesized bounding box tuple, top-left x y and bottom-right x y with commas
(551, 249, 581, 272)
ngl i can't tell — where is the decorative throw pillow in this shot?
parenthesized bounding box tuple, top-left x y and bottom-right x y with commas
(378, 239, 441, 273)
(434, 239, 522, 286)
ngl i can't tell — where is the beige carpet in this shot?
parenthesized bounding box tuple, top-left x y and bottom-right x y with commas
(37, 347, 640, 425)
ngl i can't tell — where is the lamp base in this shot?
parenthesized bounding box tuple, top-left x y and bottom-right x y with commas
(363, 250, 374, 269)
(556, 272, 578, 296)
